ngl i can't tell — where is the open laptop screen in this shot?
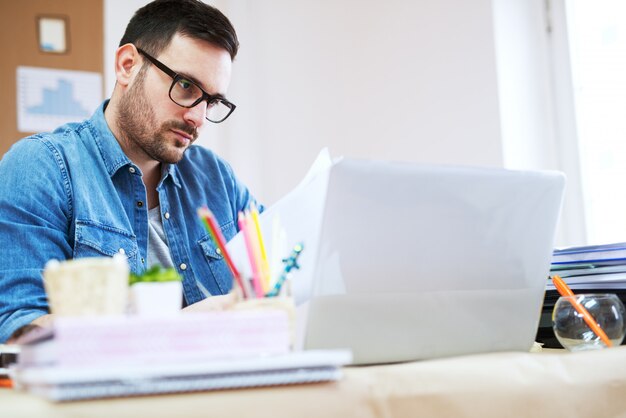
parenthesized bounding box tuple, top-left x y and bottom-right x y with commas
(300, 158, 565, 363)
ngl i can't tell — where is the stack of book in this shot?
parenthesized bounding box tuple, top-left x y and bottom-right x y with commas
(10, 311, 351, 401)
(536, 242, 626, 348)
(549, 242, 626, 288)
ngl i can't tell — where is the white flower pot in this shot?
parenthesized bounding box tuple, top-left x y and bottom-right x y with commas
(129, 281, 183, 316)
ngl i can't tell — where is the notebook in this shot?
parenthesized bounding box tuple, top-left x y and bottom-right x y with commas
(11, 350, 352, 401)
(236, 155, 565, 365)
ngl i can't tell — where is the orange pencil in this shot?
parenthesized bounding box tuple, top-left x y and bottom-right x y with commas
(551, 275, 613, 347)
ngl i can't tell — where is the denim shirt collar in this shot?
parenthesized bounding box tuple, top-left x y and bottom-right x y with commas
(162, 162, 182, 189)
(89, 100, 182, 188)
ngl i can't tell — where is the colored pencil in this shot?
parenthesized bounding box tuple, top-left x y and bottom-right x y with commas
(250, 203, 272, 291)
(239, 212, 264, 298)
(197, 207, 247, 299)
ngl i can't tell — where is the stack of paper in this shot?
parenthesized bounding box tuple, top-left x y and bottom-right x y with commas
(10, 311, 351, 401)
(548, 242, 626, 290)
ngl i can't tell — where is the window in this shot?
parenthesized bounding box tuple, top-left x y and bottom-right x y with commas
(564, 0, 626, 243)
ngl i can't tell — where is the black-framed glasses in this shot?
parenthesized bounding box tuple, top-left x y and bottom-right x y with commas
(136, 47, 236, 123)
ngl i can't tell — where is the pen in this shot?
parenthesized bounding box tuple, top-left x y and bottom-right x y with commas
(266, 243, 304, 297)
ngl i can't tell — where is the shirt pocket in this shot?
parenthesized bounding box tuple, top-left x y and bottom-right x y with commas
(197, 219, 237, 293)
(74, 220, 138, 264)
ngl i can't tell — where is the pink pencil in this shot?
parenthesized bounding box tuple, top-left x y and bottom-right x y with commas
(238, 212, 264, 298)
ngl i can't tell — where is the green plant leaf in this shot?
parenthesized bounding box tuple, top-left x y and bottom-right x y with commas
(129, 265, 182, 285)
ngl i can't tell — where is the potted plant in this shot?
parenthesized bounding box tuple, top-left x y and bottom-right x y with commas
(128, 266, 183, 316)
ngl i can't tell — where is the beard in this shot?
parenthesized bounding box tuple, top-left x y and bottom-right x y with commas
(116, 70, 198, 164)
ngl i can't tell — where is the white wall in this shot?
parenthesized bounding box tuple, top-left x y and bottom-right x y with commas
(221, 0, 504, 204)
(104, 0, 580, 244)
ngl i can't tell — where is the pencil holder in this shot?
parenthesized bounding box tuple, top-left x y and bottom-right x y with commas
(230, 297, 296, 348)
(553, 293, 626, 351)
(43, 255, 129, 317)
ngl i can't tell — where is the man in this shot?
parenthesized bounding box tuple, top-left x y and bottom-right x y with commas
(0, 0, 259, 343)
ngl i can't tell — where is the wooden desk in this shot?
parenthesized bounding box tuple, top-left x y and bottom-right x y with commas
(3, 347, 626, 418)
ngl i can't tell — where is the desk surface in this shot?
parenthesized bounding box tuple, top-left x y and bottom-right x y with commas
(3, 347, 626, 418)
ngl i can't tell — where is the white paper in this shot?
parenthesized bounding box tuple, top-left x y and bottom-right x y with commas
(17, 66, 103, 133)
(39, 18, 66, 53)
(227, 149, 333, 303)
(290, 147, 333, 194)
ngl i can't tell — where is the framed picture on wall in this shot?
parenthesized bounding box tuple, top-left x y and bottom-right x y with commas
(37, 15, 69, 54)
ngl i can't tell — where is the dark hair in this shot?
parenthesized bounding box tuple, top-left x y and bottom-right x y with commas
(119, 0, 239, 60)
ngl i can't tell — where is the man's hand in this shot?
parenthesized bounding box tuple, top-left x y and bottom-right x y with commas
(6, 314, 53, 344)
(31, 314, 54, 328)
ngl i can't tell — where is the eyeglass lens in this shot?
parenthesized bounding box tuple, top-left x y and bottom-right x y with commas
(169, 78, 232, 122)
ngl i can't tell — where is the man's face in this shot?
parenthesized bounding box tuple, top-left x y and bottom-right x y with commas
(117, 34, 232, 164)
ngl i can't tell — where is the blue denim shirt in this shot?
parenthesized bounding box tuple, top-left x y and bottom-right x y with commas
(0, 101, 261, 342)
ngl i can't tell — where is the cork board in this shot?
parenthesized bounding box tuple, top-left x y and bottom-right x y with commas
(0, 0, 103, 157)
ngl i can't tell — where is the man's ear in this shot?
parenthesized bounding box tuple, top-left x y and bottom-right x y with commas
(115, 43, 142, 87)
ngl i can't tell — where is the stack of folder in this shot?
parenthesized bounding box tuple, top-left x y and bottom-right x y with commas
(10, 312, 351, 401)
(536, 242, 626, 348)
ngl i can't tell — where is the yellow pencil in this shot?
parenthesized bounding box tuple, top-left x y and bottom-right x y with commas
(250, 203, 272, 291)
(245, 209, 266, 294)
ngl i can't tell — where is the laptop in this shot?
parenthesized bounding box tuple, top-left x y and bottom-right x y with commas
(229, 155, 565, 365)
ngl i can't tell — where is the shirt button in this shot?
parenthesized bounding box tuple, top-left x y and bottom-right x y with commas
(216, 248, 221, 255)
(137, 201, 144, 207)
(164, 212, 170, 219)
(129, 167, 136, 174)
(118, 248, 125, 255)
(180, 263, 187, 271)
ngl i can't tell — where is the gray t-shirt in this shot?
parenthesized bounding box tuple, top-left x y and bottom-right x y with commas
(147, 206, 174, 269)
